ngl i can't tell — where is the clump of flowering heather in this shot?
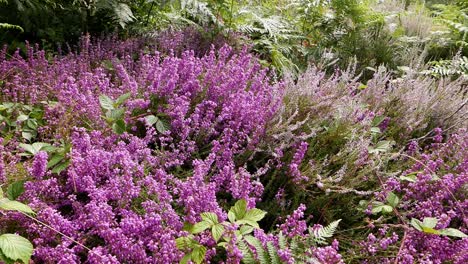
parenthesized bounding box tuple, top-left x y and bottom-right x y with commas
(1, 38, 331, 263)
(0, 36, 467, 263)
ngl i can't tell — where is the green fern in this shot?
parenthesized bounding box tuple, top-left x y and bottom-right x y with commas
(422, 56, 468, 78)
(267, 242, 281, 264)
(310, 219, 342, 245)
(0, 22, 23, 32)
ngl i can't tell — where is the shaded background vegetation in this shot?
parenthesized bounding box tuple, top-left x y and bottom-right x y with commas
(1, 0, 468, 78)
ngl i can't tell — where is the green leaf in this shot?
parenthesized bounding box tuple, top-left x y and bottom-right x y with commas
(106, 108, 125, 121)
(211, 224, 224, 241)
(399, 175, 417, 182)
(370, 127, 381, 134)
(19, 142, 51, 155)
(240, 225, 254, 235)
(386, 192, 399, 208)
(16, 115, 28, 122)
(182, 222, 194, 232)
(115, 92, 131, 106)
(244, 208, 267, 222)
(179, 253, 192, 264)
(372, 116, 385, 127)
(371, 201, 393, 214)
(231, 199, 247, 220)
(411, 218, 423, 231)
(51, 160, 70, 174)
(368, 140, 394, 154)
(26, 119, 37, 130)
(155, 118, 170, 133)
(18, 143, 35, 155)
(201, 212, 218, 225)
(0, 250, 15, 264)
(0, 234, 33, 264)
(145, 115, 158, 126)
(422, 217, 438, 229)
(0, 198, 34, 214)
(175, 237, 191, 250)
(236, 219, 260, 228)
(21, 132, 33, 141)
(112, 119, 126, 135)
(439, 228, 468, 238)
(47, 153, 65, 169)
(191, 221, 211, 234)
(99, 95, 114, 110)
(6, 181, 25, 200)
(191, 246, 206, 264)
(228, 210, 236, 223)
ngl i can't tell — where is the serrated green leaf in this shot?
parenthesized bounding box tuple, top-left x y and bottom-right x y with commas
(112, 119, 126, 134)
(175, 237, 191, 250)
(156, 118, 170, 133)
(411, 218, 423, 231)
(399, 175, 417, 182)
(115, 92, 131, 106)
(47, 153, 65, 169)
(180, 253, 191, 264)
(386, 192, 399, 208)
(371, 201, 393, 214)
(16, 115, 28, 122)
(51, 160, 70, 174)
(244, 208, 266, 222)
(236, 219, 260, 228)
(0, 198, 34, 214)
(372, 116, 385, 126)
(439, 228, 467, 238)
(6, 181, 25, 200)
(192, 221, 211, 234)
(228, 210, 236, 223)
(183, 222, 194, 232)
(26, 119, 37, 130)
(211, 224, 224, 241)
(370, 127, 381, 134)
(191, 246, 206, 264)
(231, 199, 247, 220)
(368, 140, 393, 154)
(145, 115, 158, 126)
(201, 212, 218, 225)
(106, 108, 125, 121)
(0, 234, 33, 264)
(99, 95, 114, 110)
(0, 249, 15, 264)
(422, 217, 438, 229)
(18, 143, 35, 155)
(240, 225, 254, 235)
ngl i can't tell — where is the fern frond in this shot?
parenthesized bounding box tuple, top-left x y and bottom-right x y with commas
(278, 233, 287, 250)
(311, 219, 341, 244)
(181, 0, 219, 26)
(244, 235, 270, 264)
(0, 23, 24, 32)
(238, 239, 256, 264)
(267, 242, 281, 264)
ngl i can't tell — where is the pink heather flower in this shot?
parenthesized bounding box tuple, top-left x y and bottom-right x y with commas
(289, 142, 309, 184)
(0, 138, 5, 183)
(279, 204, 307, 238)
(31, 151, 48, 179)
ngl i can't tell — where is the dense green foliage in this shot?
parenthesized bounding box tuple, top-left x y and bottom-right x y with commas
(2, 0, 468, 76)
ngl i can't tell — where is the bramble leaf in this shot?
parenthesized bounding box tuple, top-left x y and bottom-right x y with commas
(0, 234, 33, 264)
